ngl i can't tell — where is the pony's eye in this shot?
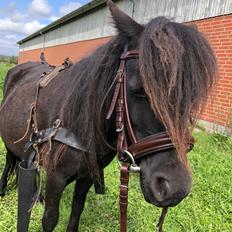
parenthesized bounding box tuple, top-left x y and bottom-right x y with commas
(133, 89, 147, 98)
(134, 93, 147, 98)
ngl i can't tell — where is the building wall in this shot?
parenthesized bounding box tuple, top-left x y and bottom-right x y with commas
(19, 0, 232, 53)
(17, 0, 232, 132)
(18, 37, 111, 64)
(192, 14, 232, 130)
(18, 0, 131, 52)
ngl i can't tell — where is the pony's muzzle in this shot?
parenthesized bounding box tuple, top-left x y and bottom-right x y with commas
(151, 172, 192, 207)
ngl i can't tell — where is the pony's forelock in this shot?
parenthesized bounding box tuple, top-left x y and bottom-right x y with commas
(139, 17, 217, 163)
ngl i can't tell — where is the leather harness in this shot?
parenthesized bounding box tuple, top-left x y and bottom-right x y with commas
(106, 49, 194, 232)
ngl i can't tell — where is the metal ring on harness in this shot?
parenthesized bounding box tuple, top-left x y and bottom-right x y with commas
(117, 150, 141, 173)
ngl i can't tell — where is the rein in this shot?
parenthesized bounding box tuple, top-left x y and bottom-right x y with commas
(106, 48, 194, 232)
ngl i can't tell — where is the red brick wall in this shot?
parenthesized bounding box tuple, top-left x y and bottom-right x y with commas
(191, 14, 232, 127)
(18, 37, 111, 65)
(18, 14, 232, 128)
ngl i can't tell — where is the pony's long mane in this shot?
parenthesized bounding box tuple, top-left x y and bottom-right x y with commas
(139, 17, 217, 162)
(63, 36, 126, 176)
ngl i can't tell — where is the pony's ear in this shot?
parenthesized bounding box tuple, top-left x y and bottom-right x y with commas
(107, 0, 143, 38)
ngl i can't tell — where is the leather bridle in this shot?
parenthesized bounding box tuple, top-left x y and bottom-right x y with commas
(106, 48, 194, 232)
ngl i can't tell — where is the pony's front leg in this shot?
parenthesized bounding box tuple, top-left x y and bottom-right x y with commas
(66, 177, 92, 232)
(42, 171, 68, 232)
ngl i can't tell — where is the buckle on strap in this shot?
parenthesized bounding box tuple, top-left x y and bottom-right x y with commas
(117, 150, 141, 173)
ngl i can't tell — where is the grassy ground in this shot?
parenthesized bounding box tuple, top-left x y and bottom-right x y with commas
(0, 63, 14, 100)
(0, 64, 231, 231)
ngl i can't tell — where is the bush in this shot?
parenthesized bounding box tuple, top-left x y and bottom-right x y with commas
(0, 55, 18, 64)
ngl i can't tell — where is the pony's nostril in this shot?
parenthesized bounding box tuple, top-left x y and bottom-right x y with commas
(154, 176, 170, 202)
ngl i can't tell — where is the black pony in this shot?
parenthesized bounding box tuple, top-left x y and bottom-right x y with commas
(0, 1, 217, 231)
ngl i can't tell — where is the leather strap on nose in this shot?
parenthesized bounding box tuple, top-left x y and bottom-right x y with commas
(128, 131, 194, 161)
(128, 132, 174, 160)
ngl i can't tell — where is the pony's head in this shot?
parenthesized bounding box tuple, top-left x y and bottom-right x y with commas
(107, 0, 217, 207)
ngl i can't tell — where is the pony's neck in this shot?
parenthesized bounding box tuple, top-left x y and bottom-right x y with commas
(63, 37, 124, 151)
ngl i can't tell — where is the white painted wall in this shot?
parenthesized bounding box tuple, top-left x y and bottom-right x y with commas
(19, 0, 232, 52)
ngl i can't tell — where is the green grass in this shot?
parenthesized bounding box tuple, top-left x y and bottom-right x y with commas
(0, 64, 232, 231)
(0, 63, 14, 101)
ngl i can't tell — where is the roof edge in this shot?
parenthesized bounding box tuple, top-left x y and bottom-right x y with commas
(17, 0, 108, 44)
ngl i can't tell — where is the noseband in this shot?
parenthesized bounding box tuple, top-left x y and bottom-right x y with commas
(106, 48, 194, 232)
